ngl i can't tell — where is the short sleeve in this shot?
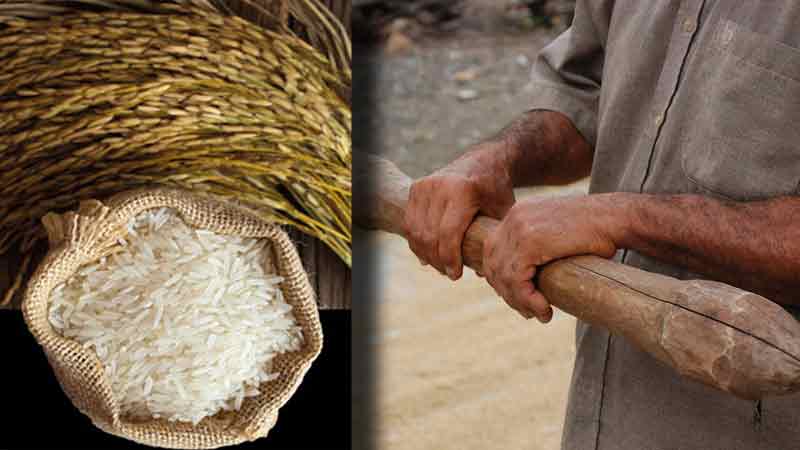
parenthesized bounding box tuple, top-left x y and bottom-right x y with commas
(529, 0, 612, 147)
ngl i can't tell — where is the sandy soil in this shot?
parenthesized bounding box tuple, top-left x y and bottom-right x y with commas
(371, 236, 574, 450)
(371, 182, 588, 450)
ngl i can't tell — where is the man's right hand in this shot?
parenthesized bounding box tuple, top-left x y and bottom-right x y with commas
(403, 143, 515, 280)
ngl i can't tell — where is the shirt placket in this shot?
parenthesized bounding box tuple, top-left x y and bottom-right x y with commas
(597, 1, 707, 449)
(618, 0, 705, 269)
(634, 1, 705, 194)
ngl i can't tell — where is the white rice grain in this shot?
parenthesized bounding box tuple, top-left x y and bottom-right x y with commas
(48, 208, 303, 425)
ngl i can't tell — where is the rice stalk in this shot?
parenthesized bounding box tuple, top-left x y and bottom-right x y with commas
(0, 0, 351, 305)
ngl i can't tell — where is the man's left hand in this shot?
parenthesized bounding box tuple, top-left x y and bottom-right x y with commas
(482, 194, 626, 322)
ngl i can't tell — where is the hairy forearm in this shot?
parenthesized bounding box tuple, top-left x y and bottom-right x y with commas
(611, 193, 800, 305)
(461, 110, 594, 187)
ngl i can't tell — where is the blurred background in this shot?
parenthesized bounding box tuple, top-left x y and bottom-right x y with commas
(353, 1, 593, 449)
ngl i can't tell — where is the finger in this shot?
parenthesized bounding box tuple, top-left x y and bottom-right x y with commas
(484, 226, 524, 316)
(480, 237, 505, 302)
(437, 200, 478, 281)
(481, 226, 498, 282)
(404, 184, 431, 266)
(497, 280, 534, 319)
(490, 243, 539, 319)
(512, 280, 552, 323)
(486, 228, 511, 293)
(423, 194, 447, 275)
(498, 272, 534, 319)
(484, 269, 526, 317)
(484, 254, 528, 318)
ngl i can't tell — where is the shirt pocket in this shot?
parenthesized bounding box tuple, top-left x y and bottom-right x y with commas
(681, 19, 800, 201)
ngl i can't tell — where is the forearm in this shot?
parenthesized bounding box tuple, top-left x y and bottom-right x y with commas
(611, 193, 800, 305)
(502, 110, 594, 186)
(454, 110, 594, 187)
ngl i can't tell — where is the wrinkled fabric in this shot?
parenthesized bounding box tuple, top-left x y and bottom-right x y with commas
(528, 1, 800, 449)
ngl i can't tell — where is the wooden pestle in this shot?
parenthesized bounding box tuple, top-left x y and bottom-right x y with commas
(355, 155, 800, 400)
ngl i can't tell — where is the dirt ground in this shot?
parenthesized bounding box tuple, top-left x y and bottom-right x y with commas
(360, 1, 563, 177)
(372, 232, 574, 450)
(370, 182, 587, 450)
(361, 3, 587, 447)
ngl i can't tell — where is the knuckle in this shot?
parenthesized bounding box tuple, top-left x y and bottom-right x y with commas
(408, 228, 423, 244)
(456, 175, 475, 189)
(439, 218, 461, 236)
(411, 177, 436, 198)
(426, 174, 447, 189)
(438, 246, 457, 267)
(402, 214, 414, 235)
(445, 175, 476, 194)
(420, 229, 437, 247)
(440, 230, 460, 251)
(422, 234, 440, 260)
(408, 181, 422, 198)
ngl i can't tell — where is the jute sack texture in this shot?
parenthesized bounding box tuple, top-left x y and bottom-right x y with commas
(22, 188, 323, 449)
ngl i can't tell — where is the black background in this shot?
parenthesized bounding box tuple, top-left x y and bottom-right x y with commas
(0, 310, 350, 450)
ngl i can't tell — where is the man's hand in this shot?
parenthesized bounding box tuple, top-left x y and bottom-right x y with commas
(404, 143, 515, 280)
(483, 194, 624, 321)
(403, 110, 594, 282)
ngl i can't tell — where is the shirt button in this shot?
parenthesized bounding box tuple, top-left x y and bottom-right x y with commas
(682, 17, 696, 33)
(654, 113, 664, 127)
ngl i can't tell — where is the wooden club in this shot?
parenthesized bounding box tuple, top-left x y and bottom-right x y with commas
(355, 155, 800, 400)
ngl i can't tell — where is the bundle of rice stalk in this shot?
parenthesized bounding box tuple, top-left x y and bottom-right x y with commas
(0, 0, 352, 308)
(23, 188, 323, 448)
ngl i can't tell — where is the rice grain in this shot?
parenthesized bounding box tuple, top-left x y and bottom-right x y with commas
(48, 207, 303, 425)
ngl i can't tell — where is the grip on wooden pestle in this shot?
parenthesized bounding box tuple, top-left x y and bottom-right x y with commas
(356, 155, 800, 400)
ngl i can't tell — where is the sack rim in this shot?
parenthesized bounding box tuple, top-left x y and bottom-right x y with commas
(22, 188, 323, 449)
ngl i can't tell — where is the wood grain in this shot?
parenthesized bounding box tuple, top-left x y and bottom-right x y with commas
(291, 231, 352, 309)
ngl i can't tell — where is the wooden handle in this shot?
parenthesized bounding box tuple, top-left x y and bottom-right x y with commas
(356, 155, 800, 400)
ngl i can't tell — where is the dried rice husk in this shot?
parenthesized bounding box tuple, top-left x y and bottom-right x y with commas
(0, 0, 352, 308)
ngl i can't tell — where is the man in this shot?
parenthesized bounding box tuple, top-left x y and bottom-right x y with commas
(403, 1, 800, 449)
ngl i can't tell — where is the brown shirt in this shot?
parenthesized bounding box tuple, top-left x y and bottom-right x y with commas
(529, 1, 800, 449)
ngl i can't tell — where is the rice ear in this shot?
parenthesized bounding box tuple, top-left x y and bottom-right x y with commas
(0, 0, 352, 309)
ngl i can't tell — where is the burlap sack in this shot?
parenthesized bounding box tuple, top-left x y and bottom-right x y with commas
(21, 188, 323, 449)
